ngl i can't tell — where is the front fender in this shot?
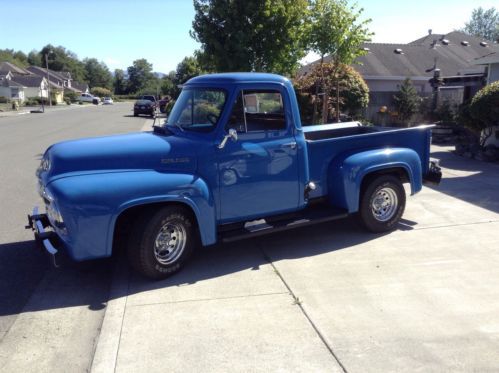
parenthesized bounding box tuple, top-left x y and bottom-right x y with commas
(328, 148, 422, 213)
(48, 171, 216, 260)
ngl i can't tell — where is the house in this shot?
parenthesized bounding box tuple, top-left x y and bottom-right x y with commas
(473, 52, 499, 84)
(71, 81, 90, 94)
(0, 78, 26, 103)
(9, 75, 49, 100)
(300, 31, 499, 120)
(26, 66, 69, 103)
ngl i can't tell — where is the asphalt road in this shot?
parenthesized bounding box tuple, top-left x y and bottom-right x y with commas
(0, 103, 148, 372)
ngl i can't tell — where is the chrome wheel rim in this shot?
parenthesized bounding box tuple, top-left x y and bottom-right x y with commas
(371, 187, 398, 222)
(153, 222, 187, 265)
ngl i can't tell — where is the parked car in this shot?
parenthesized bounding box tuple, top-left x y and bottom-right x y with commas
(27, 73, 441, 280)
(133, 99, 155, 117)
(102, 97, 113, 105)
(77, 93, 96, 103)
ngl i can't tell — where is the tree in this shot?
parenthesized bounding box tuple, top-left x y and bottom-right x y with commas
(393, 78, 422, 125)
(175, 56, 203, 85)
(160, 71, 178, 97)
(113, 69, 127, 95)
(27, 50, 41, 66)
(191, 0, 308, 75)
(307, 0, 372, 123)
(0, 49, 28, 68)
(294, 62, 369, 124)
(39, 44, 86, 81)
(463, 7, 499, 42)
(83, 58, 112, 89)
(127, 58, 155, 93)
(468, 81, 499, 146)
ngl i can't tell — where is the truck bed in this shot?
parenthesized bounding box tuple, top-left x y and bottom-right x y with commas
(303, 122, 433, 198)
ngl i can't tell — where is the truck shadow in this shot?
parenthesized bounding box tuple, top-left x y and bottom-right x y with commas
(0, 240, 111, 318)
(127, 217, 390, 294)
(429, 149, 499, 214)
(0, 217, 394, 316)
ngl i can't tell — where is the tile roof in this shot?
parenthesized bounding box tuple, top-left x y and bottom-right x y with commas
(299, 31, 499, 78)
(0, 61, 31, 75)
(10, 75, 45, 88)
(71, 81, 89, 92)
(26, 66, 67, 83)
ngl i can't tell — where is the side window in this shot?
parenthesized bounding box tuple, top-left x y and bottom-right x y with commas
(227, 90, 286, 133)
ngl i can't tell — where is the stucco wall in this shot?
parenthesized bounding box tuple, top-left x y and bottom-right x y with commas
(24, 87, 48, 98)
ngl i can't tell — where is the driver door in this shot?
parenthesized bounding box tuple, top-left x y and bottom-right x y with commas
(217, 88, 300, 222)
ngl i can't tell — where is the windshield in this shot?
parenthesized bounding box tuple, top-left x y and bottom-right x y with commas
(167, 88, 227, 132)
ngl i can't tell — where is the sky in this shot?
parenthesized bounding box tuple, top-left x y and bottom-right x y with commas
(1, 0, 497, 73)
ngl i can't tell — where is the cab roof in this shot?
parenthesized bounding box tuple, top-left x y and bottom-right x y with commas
(185, 72, 290, 85)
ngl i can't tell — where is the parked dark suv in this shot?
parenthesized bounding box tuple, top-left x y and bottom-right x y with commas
(133, 95, 157, 117)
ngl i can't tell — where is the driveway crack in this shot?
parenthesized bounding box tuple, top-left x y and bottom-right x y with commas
(259, 245, 348, 373)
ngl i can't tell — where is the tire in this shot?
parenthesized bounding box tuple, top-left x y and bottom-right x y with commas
(134, 112, 138, 117)
(358, 175, 405, 233)
(127, 206, 197, 280)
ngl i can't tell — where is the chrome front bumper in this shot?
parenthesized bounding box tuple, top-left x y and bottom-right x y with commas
(26, 206, 60, 267)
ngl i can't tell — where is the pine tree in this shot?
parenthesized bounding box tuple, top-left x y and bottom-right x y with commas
(393, 78, 422, 124)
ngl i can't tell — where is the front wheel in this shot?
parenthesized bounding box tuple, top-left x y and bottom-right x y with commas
(127, 206, 197, 279)
(358, 175, 406, 233)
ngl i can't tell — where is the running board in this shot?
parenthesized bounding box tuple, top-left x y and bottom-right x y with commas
(220, 205, 349, 243)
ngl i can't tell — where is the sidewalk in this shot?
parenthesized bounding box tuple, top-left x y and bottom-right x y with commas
(0, 103, 101, 118)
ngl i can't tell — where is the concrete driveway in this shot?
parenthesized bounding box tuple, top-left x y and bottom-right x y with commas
(90, 146, 499, 373)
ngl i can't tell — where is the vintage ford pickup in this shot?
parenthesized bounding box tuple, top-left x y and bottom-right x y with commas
(27, 73, 441, 279)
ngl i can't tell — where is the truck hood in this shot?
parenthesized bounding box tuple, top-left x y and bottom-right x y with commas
(42, 132, 197, 182)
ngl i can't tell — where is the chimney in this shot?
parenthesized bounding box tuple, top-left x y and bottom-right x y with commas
(428, 29, 432, 35)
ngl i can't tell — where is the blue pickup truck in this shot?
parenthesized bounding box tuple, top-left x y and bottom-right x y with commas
(27, 73, 441, 279)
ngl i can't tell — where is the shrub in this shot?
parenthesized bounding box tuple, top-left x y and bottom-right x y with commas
(294, 63, 369, 124)
(24, 97, 39, 106)
(0, 96, 9, 104)
(90, 87, 112, 98)
(64, 91, 78, 103)
(469, 81, 499, 146)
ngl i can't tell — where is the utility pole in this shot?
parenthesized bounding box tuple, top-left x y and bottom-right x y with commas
(45, 53, 51, 107)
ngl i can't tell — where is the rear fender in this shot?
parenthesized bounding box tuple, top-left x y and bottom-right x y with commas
(328, 148, 422, 213)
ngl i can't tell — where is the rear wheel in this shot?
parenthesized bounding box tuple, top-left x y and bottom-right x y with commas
(358, 175, 405, 233)
(127, 206, 197, 279)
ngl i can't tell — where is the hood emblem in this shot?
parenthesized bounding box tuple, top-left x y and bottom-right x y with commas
(161, 157, 190, 164)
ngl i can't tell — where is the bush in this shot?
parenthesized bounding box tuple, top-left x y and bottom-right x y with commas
(469, 81, 499, 146)
(294, 63, 369, 124)
(90, 87, 112, 98)
(24, 97, 39, 106)
(64, 91, 78, 103)
(0, 96, 10, 104)
(28, 97, 57, 106)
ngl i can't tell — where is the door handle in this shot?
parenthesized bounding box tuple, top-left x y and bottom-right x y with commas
(281, 142, 297, 150)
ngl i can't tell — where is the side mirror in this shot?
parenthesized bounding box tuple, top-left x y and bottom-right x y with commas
(218, 128, 238, 149)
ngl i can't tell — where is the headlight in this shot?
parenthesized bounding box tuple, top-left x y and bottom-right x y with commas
(38, 154, 51, 173)
(44, 189, 65, 228)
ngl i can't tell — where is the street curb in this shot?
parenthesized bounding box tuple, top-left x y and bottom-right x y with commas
(90, 258, 129, 373)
